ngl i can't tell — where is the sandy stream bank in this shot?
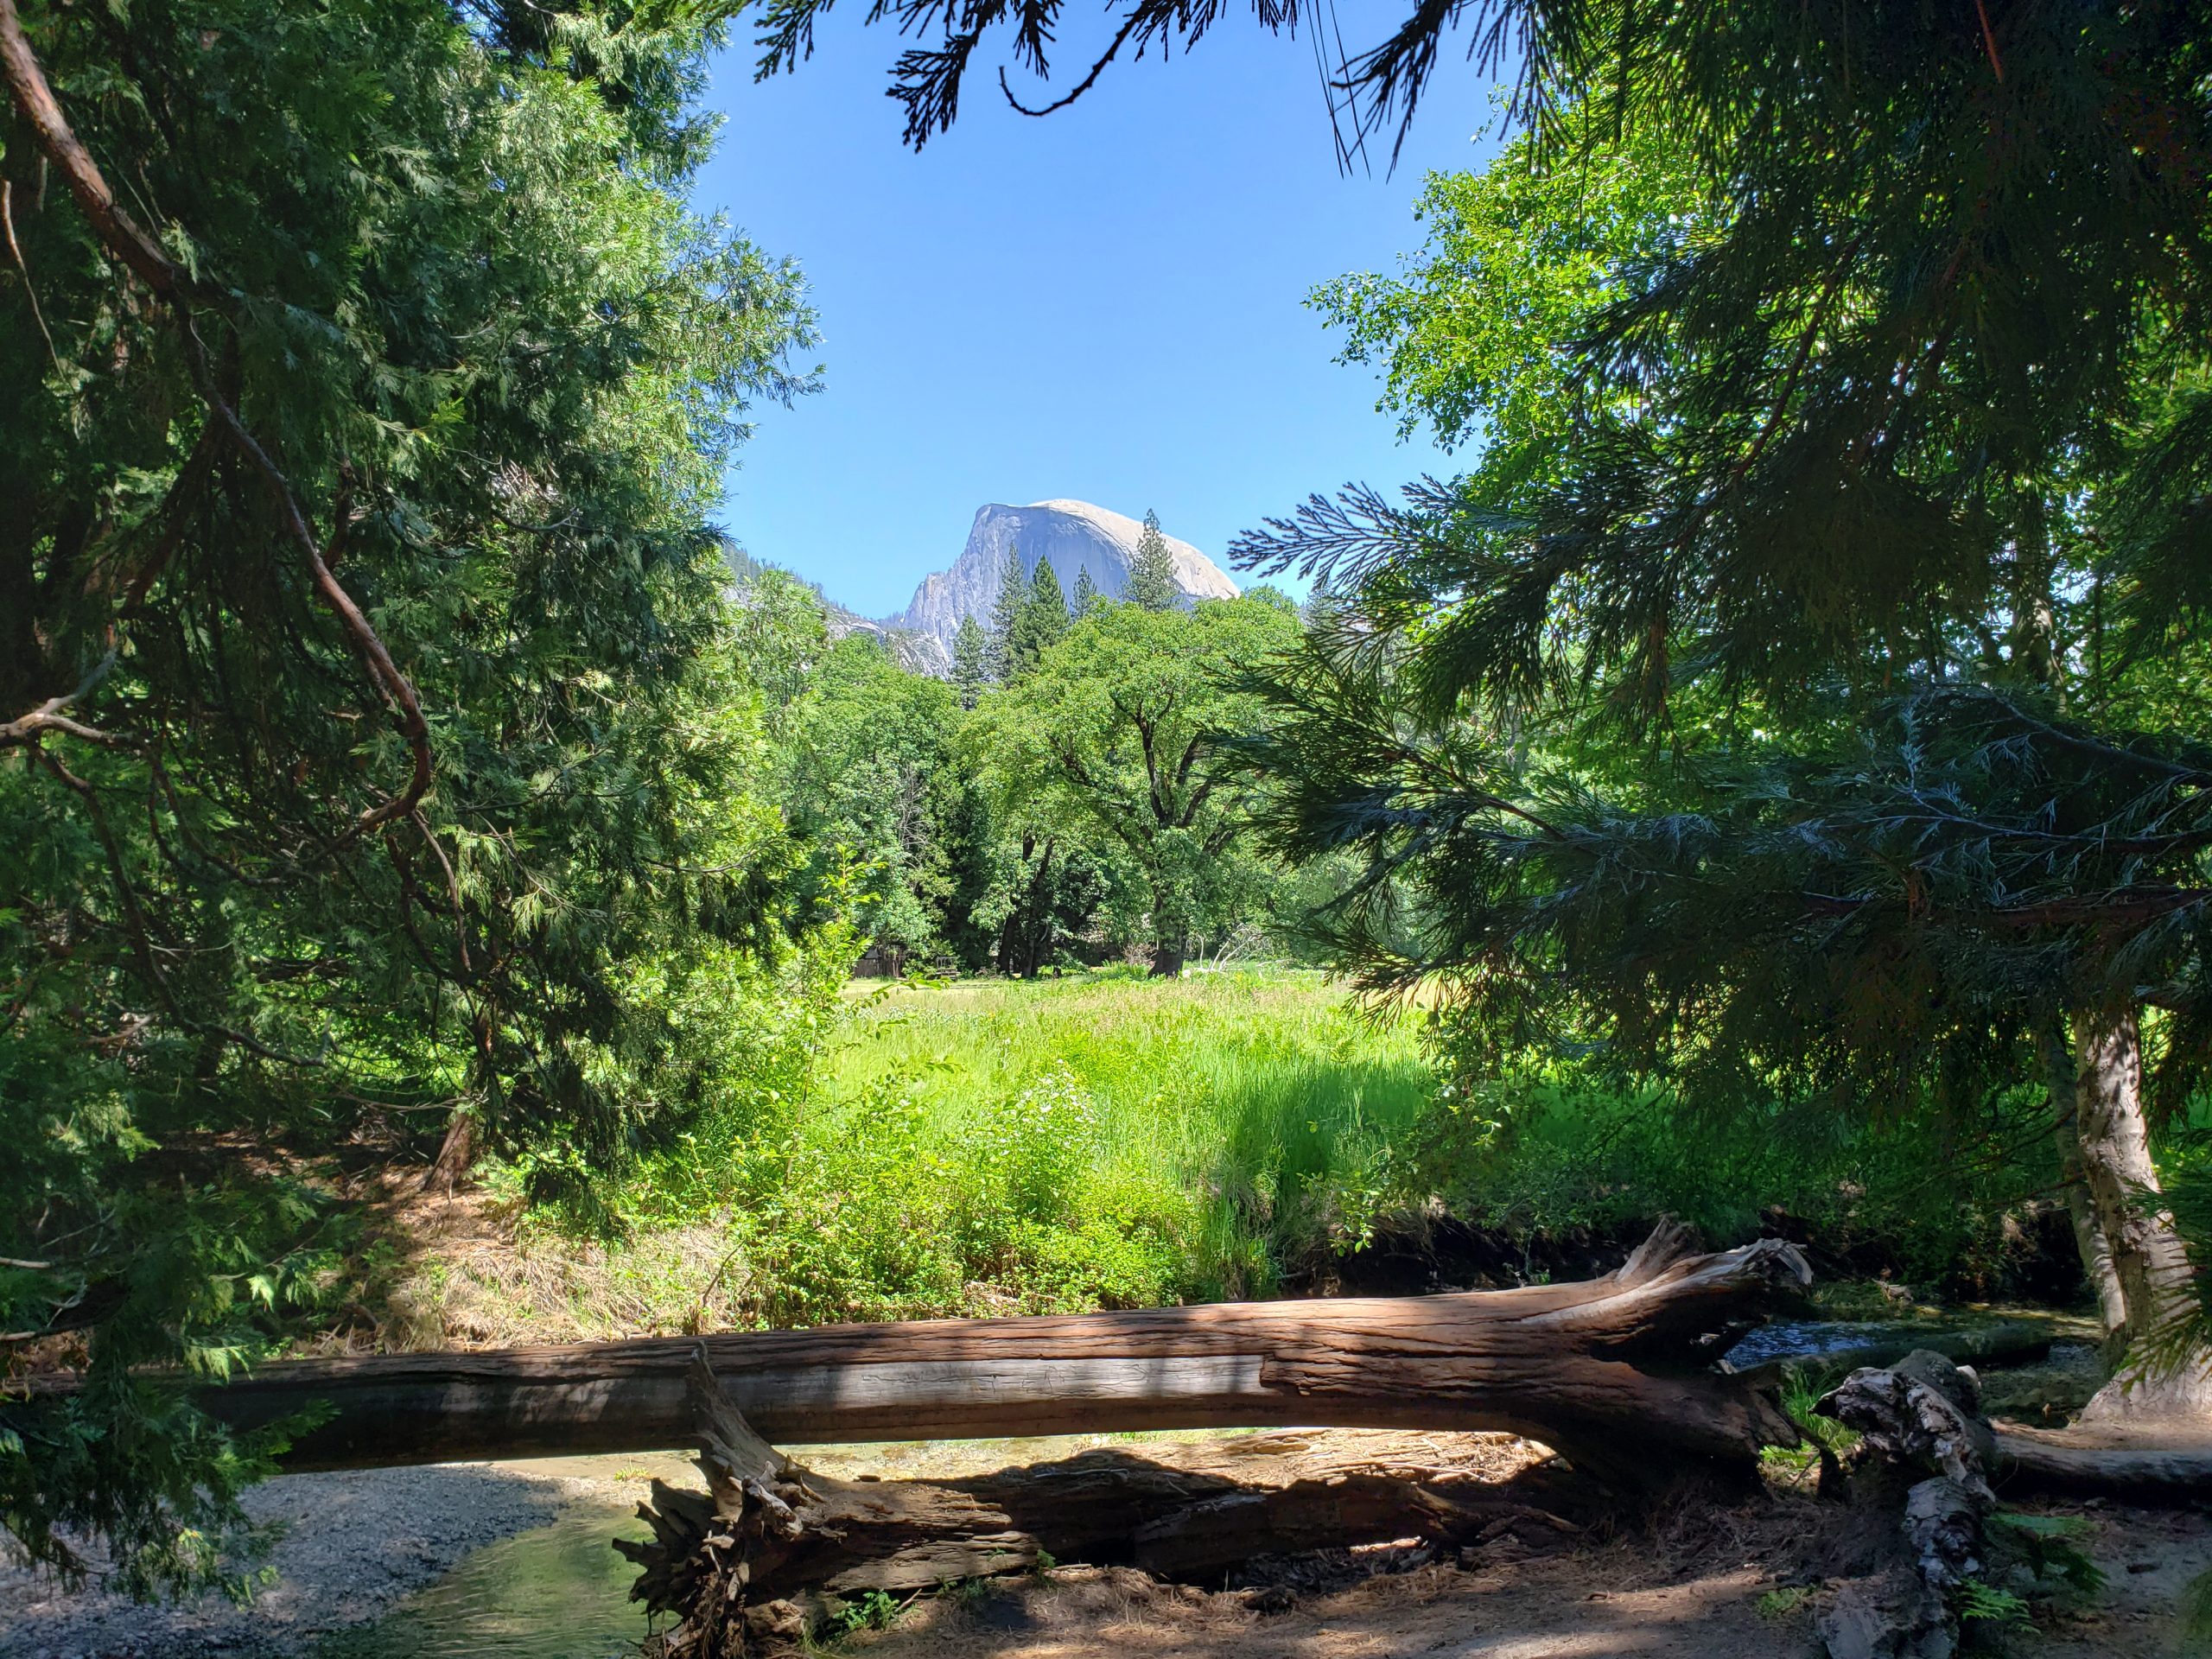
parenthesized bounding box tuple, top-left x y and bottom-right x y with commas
(4, 1429, 2209, 1659)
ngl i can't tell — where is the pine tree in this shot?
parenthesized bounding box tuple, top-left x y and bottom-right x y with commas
(986, 544, 1027, 682)
(1125, 509, 1180, 612)
(950, 614, 990, 706)
(1003, 556, 1070, 680)
(1027, 556, 1071, 645)
(1071, 565, 1102, 614)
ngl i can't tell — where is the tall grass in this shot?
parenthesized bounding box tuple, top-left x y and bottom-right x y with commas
(447, 965, 2064, 1344)
(521, 966, 1445, 1330)
(818, 967, 1436, 1299)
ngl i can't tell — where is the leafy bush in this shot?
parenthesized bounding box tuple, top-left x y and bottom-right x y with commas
(1387, 1078, 2064, 1293)
(616, 1058, 1196, 1327)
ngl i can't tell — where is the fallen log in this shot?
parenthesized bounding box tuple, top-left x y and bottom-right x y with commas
(1991, 1422, 2212, 1501)
(619, 1351, 1593, 1657)
(25, 1221, 1812, 1482)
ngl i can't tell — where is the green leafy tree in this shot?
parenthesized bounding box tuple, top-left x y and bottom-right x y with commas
(777, 634, 963, 962)
(950, 613, 990, 709)
(1, 0, 816, 1586)
(1123, 509, 1181, 612)
(979, 598, 1300, 976)
(1313, 100, 1700, 460)
(733, 567, 834, 738)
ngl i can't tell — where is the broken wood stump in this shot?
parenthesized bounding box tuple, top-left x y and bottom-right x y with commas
(1808, 1343, 2212, 1659)
(155, 1219, 1812, 1480)
(617, 1350, 1599, 1657)
(1812, 1350, 1999, 1659)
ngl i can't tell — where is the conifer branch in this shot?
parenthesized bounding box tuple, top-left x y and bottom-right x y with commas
(0, 0, 433, 833)
(997, 6, 1146, 118)
(0, 0, 181, 298)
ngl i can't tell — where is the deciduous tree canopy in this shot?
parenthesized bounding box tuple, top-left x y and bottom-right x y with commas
(978, 597, 1300, 976)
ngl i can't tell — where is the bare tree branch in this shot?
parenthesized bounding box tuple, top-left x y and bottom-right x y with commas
(0, 649, 122, 750)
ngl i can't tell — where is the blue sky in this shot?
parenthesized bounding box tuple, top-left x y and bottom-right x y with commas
(695, 15, 1506, 617)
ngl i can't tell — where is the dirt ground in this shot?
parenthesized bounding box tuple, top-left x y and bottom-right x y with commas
(839, 1498, 2211, 1659)
(7, 1428, 2206, 1657)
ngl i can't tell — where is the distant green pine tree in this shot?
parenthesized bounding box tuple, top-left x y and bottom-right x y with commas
(986, 544, 1027, 681)
(1009, 555, 1070, 677)
(950, 613, 990, 706)
(1029, 556, 1070, 632)
(1071, 565, 1102, 614)
(1125, 509, 1180, 611)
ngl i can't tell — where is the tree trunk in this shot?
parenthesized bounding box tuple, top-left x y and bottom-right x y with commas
(2069, 1001, 2211, 1421)
(105, 1223, 1808, 1480)
(422, 1109, 477, 1196)
(619, 1355, 1594, 1656)
(2039, 1017, 2127, 1339)
(998, 835, 1056, 979)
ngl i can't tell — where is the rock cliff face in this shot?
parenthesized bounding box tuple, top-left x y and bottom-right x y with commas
(893, 500, 1238, 655)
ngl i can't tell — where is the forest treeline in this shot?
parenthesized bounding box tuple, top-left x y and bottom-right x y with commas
(735, 531, 1317, 982)
(7, 0, 2212, 1607)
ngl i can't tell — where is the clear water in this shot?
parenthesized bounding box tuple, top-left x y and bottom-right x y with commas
(311, 1505, 651, 1659)
(1721, 1318, 1945, 1367)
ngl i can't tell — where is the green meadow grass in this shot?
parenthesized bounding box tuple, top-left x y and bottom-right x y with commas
(526, 964, 2060, 1340)
(813, 966, 1437, 1301)
(584, 966, 1440, 1328)
(831, 969, 1429, 1207)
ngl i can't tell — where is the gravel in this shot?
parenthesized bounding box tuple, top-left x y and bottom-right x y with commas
(0, 1464, 592, 1659)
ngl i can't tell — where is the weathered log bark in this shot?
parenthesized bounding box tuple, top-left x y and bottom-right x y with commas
(1814, 1351, 1997, 1659)
(1991, 1423, 2212, 1501)
(1813, 1347, 2212, 1659)
(2069, 1002, 2212, 1421)
(35, 1221, 1810, 1479)
(618, 1351, 1593, 1657)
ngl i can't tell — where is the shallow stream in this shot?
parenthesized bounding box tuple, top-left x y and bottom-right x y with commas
(307, 1504, 652, 1659)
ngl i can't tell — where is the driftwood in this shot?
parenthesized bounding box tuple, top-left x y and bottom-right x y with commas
(618, 1351, 1593, 1657)
(129, 1221, 1811, 1481)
